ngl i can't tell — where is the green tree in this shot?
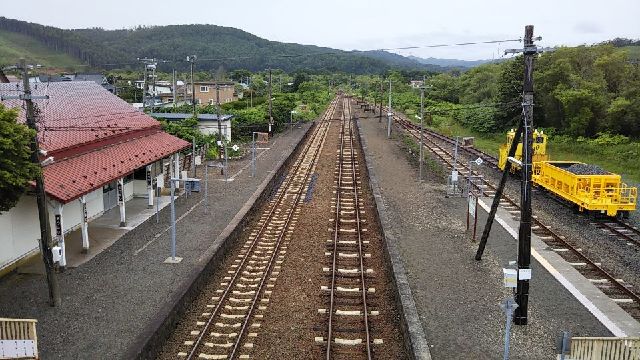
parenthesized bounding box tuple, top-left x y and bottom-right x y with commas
(495, 55, 524, 129)
(426, 73, 460, 103)
(271, 94, 297, 130)
(0, 104, 40, 213)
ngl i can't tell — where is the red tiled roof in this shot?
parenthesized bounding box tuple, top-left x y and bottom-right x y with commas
(0, 81, 158, 154)
(44, 131, 189, 203)
(0, 81, 190, 203)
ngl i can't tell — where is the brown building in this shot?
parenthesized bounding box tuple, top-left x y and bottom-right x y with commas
(187, 81, 237, 106)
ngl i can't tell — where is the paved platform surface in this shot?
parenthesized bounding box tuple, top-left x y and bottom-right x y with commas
(0, 123, 311, 359)
(357, 114, 611, 359)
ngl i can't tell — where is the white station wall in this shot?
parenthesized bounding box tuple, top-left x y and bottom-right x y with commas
(0, 195, 40, 269)
(0, 188, 104, 271)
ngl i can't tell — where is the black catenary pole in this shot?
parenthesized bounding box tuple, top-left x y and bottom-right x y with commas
(514, 24, 536, 326)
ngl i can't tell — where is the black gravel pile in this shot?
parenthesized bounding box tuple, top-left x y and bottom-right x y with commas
(565, 163, 610, 175)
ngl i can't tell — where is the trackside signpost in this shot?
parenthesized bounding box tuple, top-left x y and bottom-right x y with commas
(467, 192, 479, 241)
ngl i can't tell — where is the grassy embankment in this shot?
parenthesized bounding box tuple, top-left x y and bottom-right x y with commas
(0, 29, 82, 69)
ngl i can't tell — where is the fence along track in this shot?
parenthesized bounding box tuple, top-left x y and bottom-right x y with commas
(389, 112, 640, 319)
(179, 97, 339, 360)
(316, 97, 379, 359)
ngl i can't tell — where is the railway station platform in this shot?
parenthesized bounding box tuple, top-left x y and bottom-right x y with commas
(0, 122, 312, 359)
(355, 114, 614, 359)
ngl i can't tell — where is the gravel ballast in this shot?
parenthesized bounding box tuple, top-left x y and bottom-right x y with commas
(564, 163, 611, 175)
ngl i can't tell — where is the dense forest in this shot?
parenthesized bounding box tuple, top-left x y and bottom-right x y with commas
(354, 43, 640, 139)
(0, 17, 442, 74)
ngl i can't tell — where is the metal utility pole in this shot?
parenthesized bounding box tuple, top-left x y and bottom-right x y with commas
(379, 80, 383, 123)
(142, 60, 147, 111)
(16, 59, 61, 306)
(387, 78, 392, 137)
(192, 137, 196, 177)
(187, 55, 197, 115)
(172, 69, 177, 108)
(138, 58, 157, 111)
(419, 86, 425, 181)
(514, 24, 536, 326)
(216, 83, 224, 174)
(268, 68, 273, 135)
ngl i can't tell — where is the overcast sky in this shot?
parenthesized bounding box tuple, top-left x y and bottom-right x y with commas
(5, 0, 640, 60)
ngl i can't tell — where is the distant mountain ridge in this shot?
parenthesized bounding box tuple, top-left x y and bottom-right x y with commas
(407, 55, 498, 68)
(0, 17, 446, 74)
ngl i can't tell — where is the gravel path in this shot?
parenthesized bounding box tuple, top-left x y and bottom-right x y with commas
(0, 124, 311, 359)
(356, 112, 611, 360)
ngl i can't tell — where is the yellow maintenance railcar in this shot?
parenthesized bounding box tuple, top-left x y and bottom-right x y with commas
(497, 131, 637, 218)
(498, 129, 549, 171)
(533, 161, 637, 217)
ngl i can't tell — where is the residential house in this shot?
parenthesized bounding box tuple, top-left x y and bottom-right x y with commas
(187, 81, 237, 106)
(410, 80, 425, 88)
(0, 81, 190, 273)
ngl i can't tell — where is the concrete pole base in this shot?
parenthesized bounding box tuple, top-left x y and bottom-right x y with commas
(81, 248, 89, 254)
(119, 221, 127, 227)
(164, 257, 183, 264)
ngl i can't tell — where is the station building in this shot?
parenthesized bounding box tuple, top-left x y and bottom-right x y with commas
(0, 81, 190, 274)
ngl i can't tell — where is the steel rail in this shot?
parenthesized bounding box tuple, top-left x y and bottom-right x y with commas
(325, 99, 345, 359)
(326, 98, 372, 360)
(229, 109, 332, 359)
(185, 97, 338, 360)
(347, 100, 373, 360)
(595, 221, 640, 247)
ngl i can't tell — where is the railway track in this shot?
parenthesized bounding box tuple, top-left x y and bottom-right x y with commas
(176, 98, 339, 360)
(593, 221, 640, 247)
(383, 110, 640, 320)
(315, 98, 381, 359)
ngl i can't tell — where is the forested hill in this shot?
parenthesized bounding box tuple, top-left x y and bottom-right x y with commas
(0, 17, 434, 74)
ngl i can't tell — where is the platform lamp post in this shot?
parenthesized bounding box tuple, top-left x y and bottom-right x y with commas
(387, 78, 392, 138)
(419, 85, 425, 181)
(290, 110, 297, 131)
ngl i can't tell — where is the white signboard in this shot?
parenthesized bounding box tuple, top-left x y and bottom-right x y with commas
(195, 155, 202, 166)
(518, 268, 532, 280)
(503, 268, 517, 288)
(475, 157, 483, 166)
(468, 194, 476, 215)
(156, 175, 164, 189)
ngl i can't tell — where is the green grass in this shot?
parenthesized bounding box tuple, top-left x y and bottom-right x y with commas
(0, 30, 82, 69)
(548, 142, 640, 185)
